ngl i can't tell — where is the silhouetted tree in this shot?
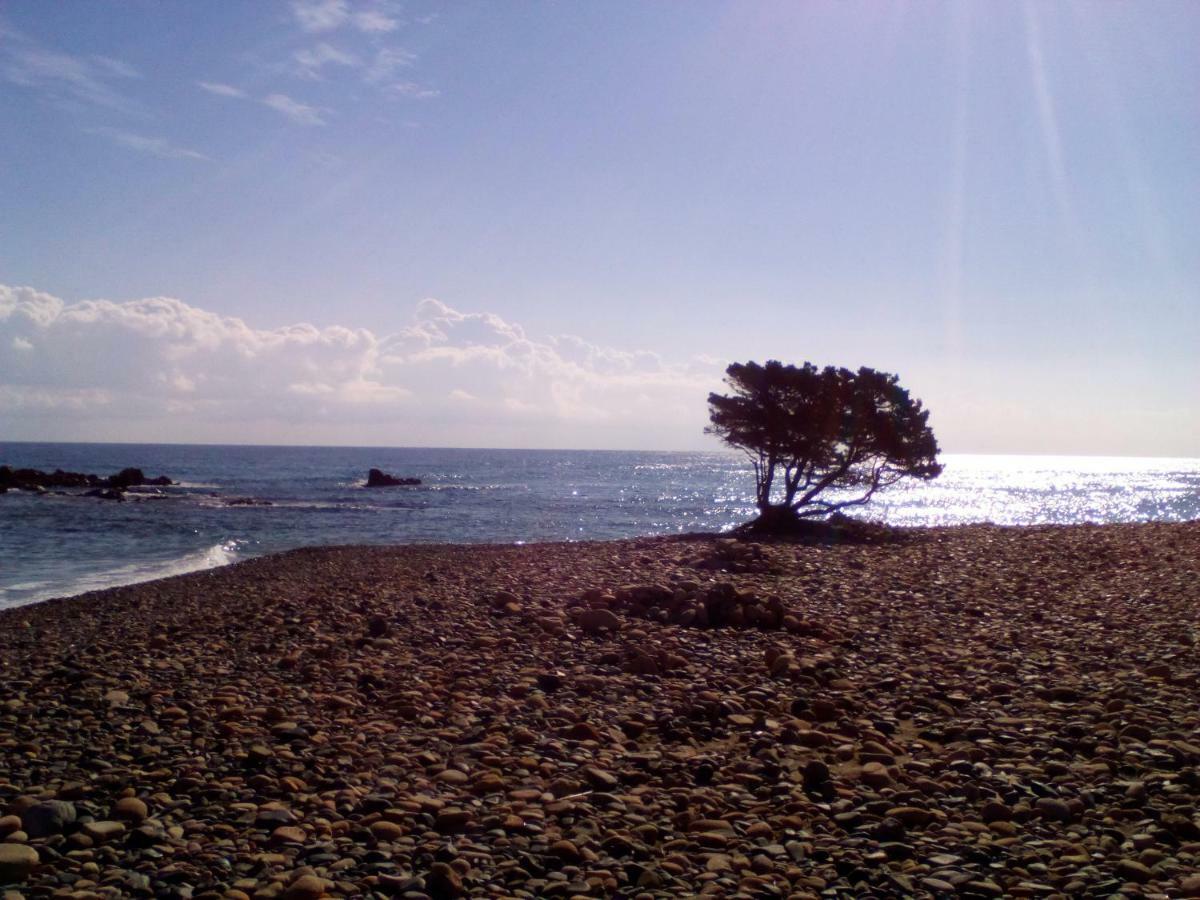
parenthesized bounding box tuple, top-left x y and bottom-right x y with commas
(707, 361, 942, 529)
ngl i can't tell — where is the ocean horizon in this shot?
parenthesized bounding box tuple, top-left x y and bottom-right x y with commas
(3, 441, 1198, 610)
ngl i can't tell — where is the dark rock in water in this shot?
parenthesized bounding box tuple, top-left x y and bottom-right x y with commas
(108, 467, 147, 489)
(109, 467, 173, 489)
(0, 464, 173, 493)
(224, 497, 273, 506)
(366, 468, 421, 487)
(1, 466, 93, 491)
(85, 488, 126, 501)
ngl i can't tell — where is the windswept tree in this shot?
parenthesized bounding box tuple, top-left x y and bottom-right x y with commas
(707, 361, 942, 529)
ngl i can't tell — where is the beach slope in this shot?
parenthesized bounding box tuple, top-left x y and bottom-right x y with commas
(1, 523, 1198, 898)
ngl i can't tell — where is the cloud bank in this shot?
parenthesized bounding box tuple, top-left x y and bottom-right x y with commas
(0, 285, 720, 449)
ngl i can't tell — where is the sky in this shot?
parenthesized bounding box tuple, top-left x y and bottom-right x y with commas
(1, 1, 1197, 454)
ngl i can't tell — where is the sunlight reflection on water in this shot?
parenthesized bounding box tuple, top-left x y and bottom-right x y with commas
(862, 455, 1200, 526)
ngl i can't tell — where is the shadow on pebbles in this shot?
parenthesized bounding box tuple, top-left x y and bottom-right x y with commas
(1, 522, 1199, 899)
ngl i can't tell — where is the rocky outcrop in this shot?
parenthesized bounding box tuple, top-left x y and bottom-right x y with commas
(108, 467, 172, 489)
(365, 468, 421, 487)
(84, 488, 126, 502)
(0, 465, 173, 494)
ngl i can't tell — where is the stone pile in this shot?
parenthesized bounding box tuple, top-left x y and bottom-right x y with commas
(687, 539, 774, 574)
(580, 581, 825, 634)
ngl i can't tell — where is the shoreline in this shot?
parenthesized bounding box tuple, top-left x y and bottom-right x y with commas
(7, 519, 1193, 614)
(1, 521, 1198, 897)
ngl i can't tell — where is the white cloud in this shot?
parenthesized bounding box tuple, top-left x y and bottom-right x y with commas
(353, 8, 399, 33)
(389, 80, 439, 100)
(292, 0, 350, 32)
(90, 55, 140, 79)
(199, 83, 329, 128)
(197, 80, 247, 98)
(292, 0, 398, 34)
(0, 385, 113, 412)
(0, 284, 722, 447)
(285, 3, 431, 100)
(262, 93, 327, 126)
(0, 27, 138, 113)
(294, 42, 359, 78)
(88, 127, 208, 161)
(364, 47, 415, 84)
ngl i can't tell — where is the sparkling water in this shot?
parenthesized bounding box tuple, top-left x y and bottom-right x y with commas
(2, 443, 1197, 609)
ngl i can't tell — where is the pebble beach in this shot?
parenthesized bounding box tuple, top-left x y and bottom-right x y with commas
(1, 522, 1198, 899)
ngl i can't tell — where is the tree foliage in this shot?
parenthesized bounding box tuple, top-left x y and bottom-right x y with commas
(707, 360, 942, 526)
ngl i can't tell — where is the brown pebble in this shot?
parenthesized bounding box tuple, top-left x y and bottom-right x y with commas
(886, 807, 932, 827)
(112, 797, 148, 823)
(0, 844, 39, 882)
(980, 800, 1012, 823)
(1115, 859, 1154, 883)
(270, 825, 307, 845)
(370, 820, 404, 841)
(1035, 798, 1072, 823)
(428, 861, 463, 899)
(281, 874, 328, 900)
(81, 820, 126, 844)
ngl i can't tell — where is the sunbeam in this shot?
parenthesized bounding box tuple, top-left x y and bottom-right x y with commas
(1022, 1, 1072, 232)
(943, 2, 970, 368)
(1068, 0, 1178, 282)
(1022, 0, 1102, 296)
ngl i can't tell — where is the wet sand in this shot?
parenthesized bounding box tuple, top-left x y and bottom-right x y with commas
(1, 523, 1198, 898)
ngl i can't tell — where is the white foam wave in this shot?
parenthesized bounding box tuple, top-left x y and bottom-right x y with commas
(0, 540, 244, 610)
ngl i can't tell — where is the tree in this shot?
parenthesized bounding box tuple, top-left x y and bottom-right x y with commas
(706, 360, 942, 528)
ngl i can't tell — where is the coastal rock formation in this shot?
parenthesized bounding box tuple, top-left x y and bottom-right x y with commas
(365, 467, 421, 487)
(84, 487, 126, 501)
(0, 523, 1198, 897)
(0, 465, 173, 493)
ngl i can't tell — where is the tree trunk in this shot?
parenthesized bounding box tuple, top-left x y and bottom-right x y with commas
(751, 503, 803, 532)
(756, 457, 776, 511)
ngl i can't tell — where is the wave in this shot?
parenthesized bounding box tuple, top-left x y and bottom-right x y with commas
(0, 540, 244, 610)
(344, 481, 506, 493)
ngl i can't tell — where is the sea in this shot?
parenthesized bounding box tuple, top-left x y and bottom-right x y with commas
(1, 442, 1198, 610)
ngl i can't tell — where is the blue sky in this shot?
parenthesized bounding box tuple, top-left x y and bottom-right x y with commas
(1, 1, 1197, 453)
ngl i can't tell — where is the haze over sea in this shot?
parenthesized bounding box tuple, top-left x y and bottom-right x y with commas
(1, 442, 1196, 610)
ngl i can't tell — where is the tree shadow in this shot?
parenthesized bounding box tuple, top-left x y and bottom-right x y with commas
(731, 511, 912, 545)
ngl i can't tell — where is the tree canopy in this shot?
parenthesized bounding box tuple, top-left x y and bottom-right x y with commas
(707, 360, 942, 528)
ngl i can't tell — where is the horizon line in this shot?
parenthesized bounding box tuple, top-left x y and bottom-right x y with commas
(0, 438, 1196, 463)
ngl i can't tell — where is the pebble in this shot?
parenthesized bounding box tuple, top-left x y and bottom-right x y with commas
(0, 525, 1195, 898)
(280, 874, 328, 900)
(0, 845, 38, 883)
(112, 797, 149, 823)
(19, 801, 74, 839)
(81, 821, 125, 843)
